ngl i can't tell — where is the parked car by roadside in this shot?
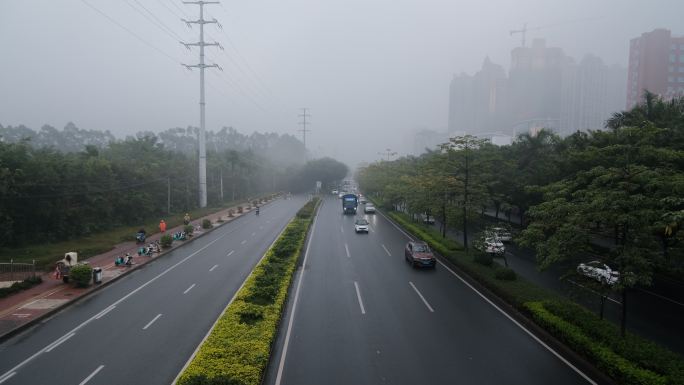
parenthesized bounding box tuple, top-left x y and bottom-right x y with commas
(577, 260, 620, 285)
(421, 213, 435, 225)
(489, 226, 512, 243)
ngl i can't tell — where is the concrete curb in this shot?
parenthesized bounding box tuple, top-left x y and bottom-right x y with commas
(375, 207, 616, 385)
(0, 197, 277, 344)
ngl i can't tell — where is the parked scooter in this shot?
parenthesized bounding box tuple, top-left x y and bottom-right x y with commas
(138, 241, 160, 256)
(135, 229, 147, 243)
(173, 231, 186, 241)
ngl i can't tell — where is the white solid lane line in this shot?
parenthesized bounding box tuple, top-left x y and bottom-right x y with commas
(274, 205, 320, 385)
(344, 243, 351, 258)
(354, 281, 366, 315)
(0, 372, 15, 384)
(381, 244, 391, 257)
(227, 250, 234, 256)
(143, 314, 162, 330)
(78, 365, 104, 385)
(94, 305, 116, 319)
(45, 332, 75, 353)
(379, 208, 595, 384)
(409, 282, 434, 312)
(209, 264, 219, 272)
(0, 221, 235, 381)
(183, 283, 196, 294)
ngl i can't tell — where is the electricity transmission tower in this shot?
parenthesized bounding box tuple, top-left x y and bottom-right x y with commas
(298, 108, 311, 157)
(182, 1, 223, 208)
(378, 148, 397, 161)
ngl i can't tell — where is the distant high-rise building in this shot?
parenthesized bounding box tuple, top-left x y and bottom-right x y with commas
(508, 39, 570, 136)
(627, 28, 684, 108)
(448, 57, 506, 136)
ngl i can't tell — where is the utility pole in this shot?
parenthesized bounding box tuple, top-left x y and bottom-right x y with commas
(298, 108, 311, 157)
(167, 176, 171, 214)
(182, 1, 223, 208)
(377, 148, 397, 161)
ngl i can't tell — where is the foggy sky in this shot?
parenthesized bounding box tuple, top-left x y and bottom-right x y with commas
(1, 0, 682, 166)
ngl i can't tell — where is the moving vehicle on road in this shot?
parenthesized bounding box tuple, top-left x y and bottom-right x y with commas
(354, 218, 369, 233)
(577, 260, 620, 285)
(342, 193, 358, 214)
(332, 189, 338, 195)
(364, 203, 376, 213)
(404, 241, 436, 268)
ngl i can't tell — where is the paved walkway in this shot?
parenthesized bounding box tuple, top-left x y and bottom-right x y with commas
(0, 199, 271, 340)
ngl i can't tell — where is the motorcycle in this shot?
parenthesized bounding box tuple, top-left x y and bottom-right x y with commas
(135, 231, 146, 243)
(173, 231, 187, 241)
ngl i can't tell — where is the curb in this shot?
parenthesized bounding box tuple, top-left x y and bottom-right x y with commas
(375, 207, 615, 385)
(0, 198, 277, 344)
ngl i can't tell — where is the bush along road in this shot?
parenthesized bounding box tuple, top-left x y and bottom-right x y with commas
(176, 197, 320, 385)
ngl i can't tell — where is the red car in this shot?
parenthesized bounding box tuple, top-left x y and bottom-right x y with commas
(404, 242, 436, 268)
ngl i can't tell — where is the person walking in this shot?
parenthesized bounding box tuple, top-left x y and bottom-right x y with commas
(159, 219, 167, 233)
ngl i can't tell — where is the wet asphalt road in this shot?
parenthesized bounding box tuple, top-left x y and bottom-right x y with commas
(0, 196, 305, 385)
(266, 197, 595, 385)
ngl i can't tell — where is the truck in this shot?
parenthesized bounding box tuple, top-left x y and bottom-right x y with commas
(55, 252, 79, 283)
(341, 193, 358, 214)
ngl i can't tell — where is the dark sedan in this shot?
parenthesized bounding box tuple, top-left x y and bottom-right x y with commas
(404, 241, 436, 268)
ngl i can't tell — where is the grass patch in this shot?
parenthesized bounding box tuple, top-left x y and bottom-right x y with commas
(0, 196, 273, 270)
(376, 203, 684, 385)
(177, 197, 319, 385)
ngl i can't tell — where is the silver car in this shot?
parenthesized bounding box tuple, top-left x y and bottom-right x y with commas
(577, 261, 619, 285)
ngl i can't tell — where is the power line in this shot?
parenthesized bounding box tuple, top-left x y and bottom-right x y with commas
(128, 0, 185, 41)
(80, 0, 181, 65)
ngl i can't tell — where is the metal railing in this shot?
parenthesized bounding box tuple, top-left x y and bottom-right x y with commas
(0, 260, 37, 282)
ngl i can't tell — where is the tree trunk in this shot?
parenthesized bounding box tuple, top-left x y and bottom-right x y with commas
(621, 289, 627, 337)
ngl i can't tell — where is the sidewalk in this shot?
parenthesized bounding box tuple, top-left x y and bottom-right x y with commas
(0, 198, 272, 341)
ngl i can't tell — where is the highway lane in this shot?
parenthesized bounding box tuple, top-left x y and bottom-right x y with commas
(266, 196, 595, 385)
(0, 196, 306, 385)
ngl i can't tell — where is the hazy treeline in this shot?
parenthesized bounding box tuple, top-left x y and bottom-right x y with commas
(0, 124, 347, 246)
(358, 93, 684, 285)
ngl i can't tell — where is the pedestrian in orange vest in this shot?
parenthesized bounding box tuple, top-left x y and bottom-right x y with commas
(159, 219, 167, 233)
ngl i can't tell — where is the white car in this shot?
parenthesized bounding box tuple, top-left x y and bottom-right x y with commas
(332, 189, 338, 195)
(354, 218, 369, 233)
(577, 261, 619, 285)
(364, 204, 376, 213)
(482, 237, 505, 254)
(421, 213, 435, 224)
(490, 227, 512, 242)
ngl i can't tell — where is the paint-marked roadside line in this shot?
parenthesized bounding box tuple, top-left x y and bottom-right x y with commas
(174, 208, 302, 385)
(45, 332, 75, 353)
(377, 208, 596, 385)
(95, 305, 116, 319)
(78, 364, 104, 385)
(183, 284, 196, 294)
(409, 282, 434, 312)
(354, 281, 366, 315)
(381, 244, 391, 257)
(227, 250, 234, 256)
(567, 279, 621, 305)
(0, 372, 15, 384)
(0, 228, 233, 382)
(344, 243, 351, 258)
(209, 264, 218, 272)
(143, 314, 162, 330)
(274, 201, 321, 385)
(637, 287, 684, 307)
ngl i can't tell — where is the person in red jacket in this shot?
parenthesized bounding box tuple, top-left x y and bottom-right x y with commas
(159, 219, 167, 233)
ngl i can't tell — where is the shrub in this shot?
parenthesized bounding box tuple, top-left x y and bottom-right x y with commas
(0, 276, 42, 298)
(473, 253, 493, 266)
(184, 224, 194, 236)
(237, 206, 243, 214)
(160, 234, 173, 248)
(495, 267, 517, 281)
(202, 219, 212, 229)
(228, 209, 235, 217)
(70, 264, 93, 287)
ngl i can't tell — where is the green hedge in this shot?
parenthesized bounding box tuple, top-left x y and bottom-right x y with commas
(70, 264, 93, 287)
(177, 197, 320, 385)
(375, 203, 684, 385)
(0, 276, 42, 298)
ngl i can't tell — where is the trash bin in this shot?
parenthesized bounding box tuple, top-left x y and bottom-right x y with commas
(93, 267, 103, 284)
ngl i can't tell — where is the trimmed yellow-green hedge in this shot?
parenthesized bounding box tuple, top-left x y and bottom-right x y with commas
(177, 198, 320, 385)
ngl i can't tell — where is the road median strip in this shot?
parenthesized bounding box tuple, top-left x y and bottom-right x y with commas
(176, 197, 320, 385)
